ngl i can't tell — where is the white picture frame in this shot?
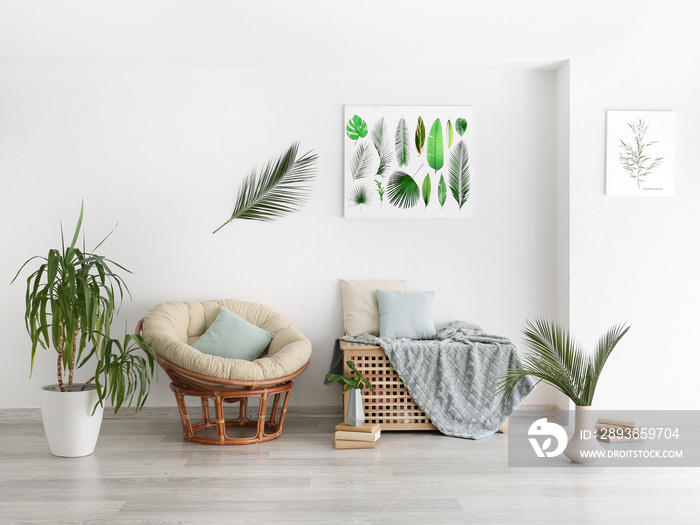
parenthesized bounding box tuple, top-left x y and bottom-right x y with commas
(605, 110, 675, 196)
(344, 105, 474, 218)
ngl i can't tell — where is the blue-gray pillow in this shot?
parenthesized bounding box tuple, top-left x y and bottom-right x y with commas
(192, 307, 275, 361)
(376, 290, 437, 340)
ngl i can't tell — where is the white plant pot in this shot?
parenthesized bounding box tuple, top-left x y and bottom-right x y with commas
(39, 384, 104, 457)
(347, 388, 365, 427)
(564, 405, 603, 464)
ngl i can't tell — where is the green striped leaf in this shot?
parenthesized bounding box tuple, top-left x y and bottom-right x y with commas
(438, 174, 447, 209)
(415, 116, 425, 155)
(426, 118, 444, 172)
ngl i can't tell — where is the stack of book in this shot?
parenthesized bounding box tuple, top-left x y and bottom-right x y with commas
(332, 422, 381, 449)
(596, 417, 644, 443)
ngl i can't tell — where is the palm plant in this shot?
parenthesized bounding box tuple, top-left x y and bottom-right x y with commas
(12, 204, 155, 412)
(497, 319, 630, 407)
(213, 142, 318, 232)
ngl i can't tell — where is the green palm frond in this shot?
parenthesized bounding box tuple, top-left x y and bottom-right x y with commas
(395, 116, 410, 167)
(371, 118, 393, 176)
(348, 183, 374, 208)
(214, 142, 318, 232)
(349, 142, 373, 180)
(497, 319, 630, 407)
(387, 171, 420, 209)
(448, 140, 470, 209)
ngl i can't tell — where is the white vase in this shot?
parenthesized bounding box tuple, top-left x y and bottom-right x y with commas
(39, 384, 104, 457)
(563, 405, 603, 464)
(347, 388, 365, 427)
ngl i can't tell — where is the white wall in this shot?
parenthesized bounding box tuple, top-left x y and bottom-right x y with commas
(1, 0, 699, 411)
(0, 67, 557, 407)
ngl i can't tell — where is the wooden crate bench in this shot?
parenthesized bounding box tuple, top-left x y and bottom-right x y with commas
(340, 340, 436, 431)
(340, 340, 508, 433)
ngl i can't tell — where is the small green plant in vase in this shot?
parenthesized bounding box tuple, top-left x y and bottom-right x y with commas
(325, 360, 375, 427)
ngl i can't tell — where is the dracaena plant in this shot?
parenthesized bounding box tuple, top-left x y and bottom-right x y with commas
(12, 203, 155, 412)
(324, 361, 375, 392)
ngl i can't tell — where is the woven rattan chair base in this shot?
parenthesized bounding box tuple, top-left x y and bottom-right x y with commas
(159, 357, 309, 445)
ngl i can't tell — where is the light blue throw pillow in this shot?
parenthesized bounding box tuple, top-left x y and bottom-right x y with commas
(192, 307, 275, 361)
(376, 290, 437, 340)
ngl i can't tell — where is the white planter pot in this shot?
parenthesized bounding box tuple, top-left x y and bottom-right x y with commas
(347, 388, 365, 427)
(39, 384, 104, 457)
(563, 405, 603, 464)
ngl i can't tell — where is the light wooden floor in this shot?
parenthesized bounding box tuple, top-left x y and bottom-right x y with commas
(1, 410, 699, 524)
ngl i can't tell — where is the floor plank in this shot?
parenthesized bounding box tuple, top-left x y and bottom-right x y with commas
(0, 413, 698, 524)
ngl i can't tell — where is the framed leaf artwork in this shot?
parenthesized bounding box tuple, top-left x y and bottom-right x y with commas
(344, 106, 474, 218)
(605, 110, 675, 196)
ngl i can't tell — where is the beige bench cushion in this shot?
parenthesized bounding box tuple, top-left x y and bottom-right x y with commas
(141, 299, 311, 382)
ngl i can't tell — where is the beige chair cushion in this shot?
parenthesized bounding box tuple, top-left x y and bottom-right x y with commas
(340, 279, 408, 336)
(141, 299, 311, 382)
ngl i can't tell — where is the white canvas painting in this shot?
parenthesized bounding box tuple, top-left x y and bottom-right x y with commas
(605, 110, 675, 196)
(344, 106, 474, 218)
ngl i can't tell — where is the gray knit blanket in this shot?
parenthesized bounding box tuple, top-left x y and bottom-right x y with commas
(345, 321, 536, 439)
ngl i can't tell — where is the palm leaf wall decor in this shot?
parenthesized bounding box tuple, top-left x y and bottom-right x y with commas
(348, 183, 374, 208)
(426, 118, 444, 172)
(422, 174, 431, 207)
(387, 171, 420, 209)
(438, 174, 447, 209)
(395, 117, 410, 167)
(415, 116, 426, 155)
(349, 142, 373, 180)
(371, 118, 393, 176)
(447, 140, 470, 209)
(213, 142, 317, 232)
(346, 115, 368, 142)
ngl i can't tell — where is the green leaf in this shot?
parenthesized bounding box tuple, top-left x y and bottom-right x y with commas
(422, 174, 431, 207)
(347, 183, 374, 208)
(446, 120, 454, 148)
(426, 118, 444, 172)
(213, 142, 318, 232)
(438, 174, 447, 209)
(387, 171, 420, 209)
(374, 179, 385, 205)
(415, 116, 426, 155)
(371, 118, 392, 176)
(346, 115, 368, 141)
(349, 143, 373, 180)
(455, 118, 467, 136)
(395, 116, 410, 167)
(68, 202, 84, 252)
(447, 141, 470, 209)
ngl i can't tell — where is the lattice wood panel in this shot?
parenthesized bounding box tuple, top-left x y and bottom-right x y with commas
(340, 341, 437, 431)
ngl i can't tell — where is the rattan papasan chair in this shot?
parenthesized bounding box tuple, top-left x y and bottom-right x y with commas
(137, 299, 311, 445)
